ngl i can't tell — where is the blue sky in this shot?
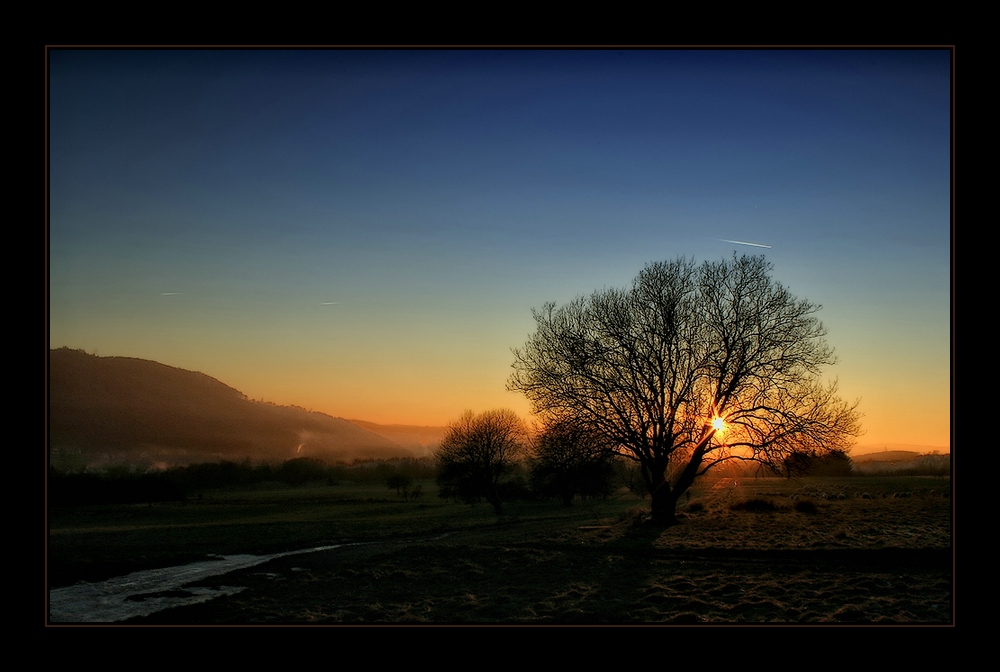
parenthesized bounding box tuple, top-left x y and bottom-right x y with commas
(49, 48, 951, 446)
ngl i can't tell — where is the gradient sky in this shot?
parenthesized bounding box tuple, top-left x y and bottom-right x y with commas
(48, 49, 952, 448)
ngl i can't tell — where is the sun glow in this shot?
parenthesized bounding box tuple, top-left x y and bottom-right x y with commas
(712, 417, 725, 433)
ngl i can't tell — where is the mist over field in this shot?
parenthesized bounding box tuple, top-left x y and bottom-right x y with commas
(347, 420, 447, 458)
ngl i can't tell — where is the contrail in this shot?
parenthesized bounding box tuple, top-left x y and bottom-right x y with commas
(321, 302, 339, 305)
(160, 292, 183, 296)
(717, 239, 772, 249)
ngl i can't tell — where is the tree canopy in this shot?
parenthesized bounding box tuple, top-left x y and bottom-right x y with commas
(509, 255, 862, 523)
(530, 418, 616, 506)
(435, 409, 528, 515)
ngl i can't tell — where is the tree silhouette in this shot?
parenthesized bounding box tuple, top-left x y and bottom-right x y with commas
(387, 474, 414, 500)
(435, 409, 527, 515)
(509, 255, 861, 524)
(783, 449, 854, 477)
(530, 418, 616, 505)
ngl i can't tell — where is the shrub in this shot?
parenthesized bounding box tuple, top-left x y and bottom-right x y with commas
(730, 497, 778, 513)
(529, 418, 616, 505)
(685, 501, 705, 514)
(277, 457, 329, 486)
(387, 474, 414, 499)
(794, 500, 819, 514)
(782, 449, 854, 477)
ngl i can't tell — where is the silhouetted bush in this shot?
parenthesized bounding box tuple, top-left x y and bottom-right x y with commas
(782, 450, 854, 477)
(387, 474, 415, 500)
(794, 500, 819, 514)
(49, 467, 185, 506)
(529, 419, 616, 506)
(337, 457, 437, 484)
(50, 456, 445, 506)
(277, 457, 329, 486)
(730, 498, 779, 513)
(498, 474, 534, 503)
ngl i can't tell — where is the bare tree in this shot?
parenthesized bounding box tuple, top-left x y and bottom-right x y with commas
(435, 409, 528, 515)
(509, 255, 862, 524)
(387, 474, 414, 500)
(530, 418, 616, 506)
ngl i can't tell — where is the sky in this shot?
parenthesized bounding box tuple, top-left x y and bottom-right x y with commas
(48, 49, 952, 448)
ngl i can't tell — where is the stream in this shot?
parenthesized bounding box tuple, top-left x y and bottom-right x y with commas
(48, 543, 350, 623)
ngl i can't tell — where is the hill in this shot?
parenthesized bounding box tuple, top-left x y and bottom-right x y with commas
(850, 448, 950, 476)
(49, 348, 411, 470)
(347, 420, 447, 458)
(852, 443, 949, 456)
(853, 451, 925, 463)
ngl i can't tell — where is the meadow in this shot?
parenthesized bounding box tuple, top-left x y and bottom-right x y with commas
(48, 474, 951, 624)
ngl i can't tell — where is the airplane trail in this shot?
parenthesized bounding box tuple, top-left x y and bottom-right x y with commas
(718, 239, 772, 249)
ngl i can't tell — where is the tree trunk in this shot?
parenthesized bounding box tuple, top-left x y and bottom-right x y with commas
(486, 483, 503, 514)
(648, 469, 678, 525)
(647, 435, 714, 524)
(650, 486, 678, 524)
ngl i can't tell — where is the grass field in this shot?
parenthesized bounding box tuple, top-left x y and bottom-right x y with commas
(47, 474, 952, 624)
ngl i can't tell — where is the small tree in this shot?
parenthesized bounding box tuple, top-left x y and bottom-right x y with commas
(387, 474, 414, 500)
(509, 255, 862, 524)
(435, 409, 527, 515)
(530, 418, 616, 505)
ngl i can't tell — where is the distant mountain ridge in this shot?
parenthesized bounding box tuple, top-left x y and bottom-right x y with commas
(48, 348, 411, 470)
(852, 443, 950, 457)
(853, 451, 928, 464)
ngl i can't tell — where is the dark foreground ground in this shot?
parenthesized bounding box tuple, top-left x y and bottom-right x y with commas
(49, 476, 952, 624)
